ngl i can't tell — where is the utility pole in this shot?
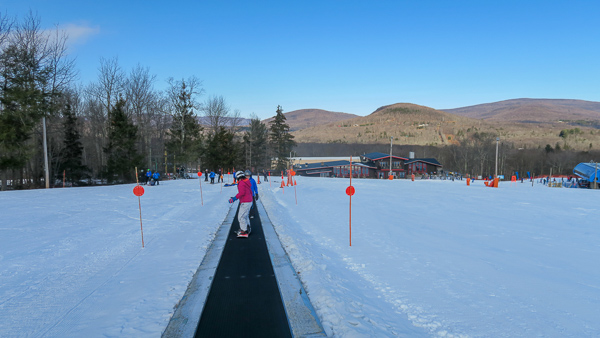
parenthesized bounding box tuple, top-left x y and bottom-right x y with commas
(43, 117, 50, 188)
(495, 137, 500, 178)
(389, 137, 393, 178)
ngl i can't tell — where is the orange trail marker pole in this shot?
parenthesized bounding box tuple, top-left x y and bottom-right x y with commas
(138, 196, 144, 247)
(292, 170, 297, 204)
(293, 178, 298, 205)
(133, 185, 145, 248)
(197, 172, 204, 205)
(63, 170, 66, 187)
(345, 156, 355, 246)
(269, 172, 271, 187)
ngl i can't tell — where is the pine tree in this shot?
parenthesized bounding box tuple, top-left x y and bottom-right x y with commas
(205, 126, 240, 171)
(166, 80, 202, 167)
(269, 105, 296, 171)
(104, 98, 141, 184)
(56, 104, 89, 184)
(0, 43, 50, 185)
(244, 117, 269, 170)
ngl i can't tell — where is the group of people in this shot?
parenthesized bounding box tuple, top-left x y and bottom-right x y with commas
(205, 169, 224, 184)
(144, 169, 161, 185)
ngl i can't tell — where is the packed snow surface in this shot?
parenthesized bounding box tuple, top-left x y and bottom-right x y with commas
(1, 177, 599, 337)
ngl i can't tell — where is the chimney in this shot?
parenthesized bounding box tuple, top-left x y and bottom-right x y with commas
(409, 152, 415, 159)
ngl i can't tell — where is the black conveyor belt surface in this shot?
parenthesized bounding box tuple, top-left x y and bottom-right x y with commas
(195, 202, 292, 337)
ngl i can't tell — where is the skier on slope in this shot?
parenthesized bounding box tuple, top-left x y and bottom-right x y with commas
(245, 170, 258, 219)
(245, 170, 258, 201)
(209, 170, 216, 184)
(145, 169, 152, 185)
(228, 171, 253, 238)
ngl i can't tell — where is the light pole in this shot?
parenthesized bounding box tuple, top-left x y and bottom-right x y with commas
(389, 137, 393, 178)
(495, 137, 500, 178)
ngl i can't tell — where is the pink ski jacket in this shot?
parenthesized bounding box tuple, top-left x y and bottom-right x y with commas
(235, 178, 253, 203)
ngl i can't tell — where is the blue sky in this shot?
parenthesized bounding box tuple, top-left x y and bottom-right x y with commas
(3, 1, 600, 119)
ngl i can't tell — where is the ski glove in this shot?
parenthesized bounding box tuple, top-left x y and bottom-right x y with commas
(229, 197, 237, 203)
(255, 193, 259, 200)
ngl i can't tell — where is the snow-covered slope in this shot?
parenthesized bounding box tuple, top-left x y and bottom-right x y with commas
(1, 177, 599, 337)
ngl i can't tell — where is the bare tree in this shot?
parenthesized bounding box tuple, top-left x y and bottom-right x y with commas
(165, 76, 204, 169)
(84, 57, 126, 167)
(202, 95, 230, 134)
(86, 56, 126, 119)
(125, 64, 158, 168)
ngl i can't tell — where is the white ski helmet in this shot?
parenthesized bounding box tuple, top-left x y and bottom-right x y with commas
(235, 170, 245, 179)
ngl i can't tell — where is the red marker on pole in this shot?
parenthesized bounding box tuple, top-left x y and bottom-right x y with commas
(197, 172, 204, 205)
(346, 156, 355, 246)
(133, 185, 145, 248)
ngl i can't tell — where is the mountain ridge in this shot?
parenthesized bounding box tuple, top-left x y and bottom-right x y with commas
(284, 99, 600, 150)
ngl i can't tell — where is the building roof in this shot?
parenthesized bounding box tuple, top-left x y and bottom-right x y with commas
(361, 152, 408, 161)
(295, 160, 377, 171)
(405, 158, 442, 167)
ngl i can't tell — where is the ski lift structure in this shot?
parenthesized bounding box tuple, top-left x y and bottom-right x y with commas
(573, 162, 600, 188)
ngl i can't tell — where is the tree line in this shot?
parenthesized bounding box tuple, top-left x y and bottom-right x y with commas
(295, 131, 600, 179)
(0, 13, 296, 190)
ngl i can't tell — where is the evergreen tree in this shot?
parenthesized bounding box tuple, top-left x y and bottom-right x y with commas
(56, 104, 89, 184)
(0, 43, 50, 186)
(243, 116, 269, 170)
(104, 98, 141, 184)
(205, 126, 241, 171)
(269, 105, 296, 171)
(166, 80, 203, 167)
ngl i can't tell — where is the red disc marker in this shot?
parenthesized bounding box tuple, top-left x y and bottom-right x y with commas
(133, 185, 145, 196)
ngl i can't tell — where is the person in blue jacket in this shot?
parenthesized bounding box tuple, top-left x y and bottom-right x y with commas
(245, 170, 258, 200)
(145, 169, 152, 185)
(245, 170, 258, 218)
(153, 171, 160, 185)
(209, 170, 216, 184)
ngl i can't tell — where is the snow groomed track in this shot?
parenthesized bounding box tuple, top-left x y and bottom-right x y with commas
(162, 199, 325, 337)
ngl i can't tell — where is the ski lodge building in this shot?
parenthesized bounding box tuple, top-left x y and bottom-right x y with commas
(293, 152, 442, 179)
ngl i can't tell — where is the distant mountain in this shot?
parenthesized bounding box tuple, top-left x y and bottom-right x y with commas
(262, 109, 358, 131)
(197, 116, 251, 127)
(289, 101, 600, 150)
(442, 99, 600, 125)
(291, 103, 478, 146)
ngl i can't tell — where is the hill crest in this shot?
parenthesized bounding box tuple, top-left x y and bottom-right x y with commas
(262, 108, 358, 131)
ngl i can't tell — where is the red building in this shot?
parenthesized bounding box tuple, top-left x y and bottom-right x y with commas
(359, 152, 409, 179)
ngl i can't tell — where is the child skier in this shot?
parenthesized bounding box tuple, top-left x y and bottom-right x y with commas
(153, 171, 160, 185)
(228, 171, 253, 238)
